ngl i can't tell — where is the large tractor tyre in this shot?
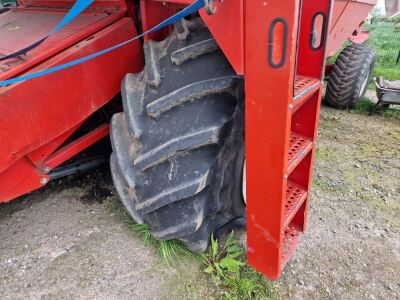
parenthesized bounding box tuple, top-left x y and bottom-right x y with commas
(325, 43, 376, 109)
(110, 18, 245, 252)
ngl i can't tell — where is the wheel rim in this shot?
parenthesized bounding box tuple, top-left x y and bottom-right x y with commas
(359, 68, 370, 98)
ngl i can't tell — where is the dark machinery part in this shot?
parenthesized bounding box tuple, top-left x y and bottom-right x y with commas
(49, 156, 109, 180)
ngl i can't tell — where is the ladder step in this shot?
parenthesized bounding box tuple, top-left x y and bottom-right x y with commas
(281, 224, 303, 269)
(292, 75, 321, 111)
(284, 181, 308, 228)
(287, 132, 313, 174)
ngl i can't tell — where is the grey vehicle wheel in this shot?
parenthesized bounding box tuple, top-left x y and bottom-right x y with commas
(110, 18, 245, 252)
(325, 43, 376, 109)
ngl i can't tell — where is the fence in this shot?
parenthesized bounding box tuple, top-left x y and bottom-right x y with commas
(365, 17, 400, 66)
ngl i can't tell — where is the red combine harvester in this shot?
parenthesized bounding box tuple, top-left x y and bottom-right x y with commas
(0, 0, 379, 279)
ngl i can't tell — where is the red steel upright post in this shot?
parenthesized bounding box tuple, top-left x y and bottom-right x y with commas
(245, 0, 333, 279)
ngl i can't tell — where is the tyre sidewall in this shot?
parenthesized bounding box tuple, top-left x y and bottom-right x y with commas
(325, 43, 376, 109)
(356, 51, 376, 100)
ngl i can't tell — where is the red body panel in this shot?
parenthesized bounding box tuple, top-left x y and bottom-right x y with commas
(44, 124, 109, 170)
(27, 123, 83, 166)
(140, 0, 178, 41)
(0, 12, 143, 202)
(200, 0, 244, 75)
(0, 17, 143, 173)
(0, 8, 126, 79)
(327, 0, 376, 56)
(0, 157, 49, 202)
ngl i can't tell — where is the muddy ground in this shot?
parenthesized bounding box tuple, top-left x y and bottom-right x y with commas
(0, 104, 399, 299)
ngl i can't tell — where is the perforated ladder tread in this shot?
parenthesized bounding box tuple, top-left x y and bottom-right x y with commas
(292, 75, 321, 110)
(281, 224, 302, 269)
(284, 181, 308, 228)
(287, 132, 313, 174)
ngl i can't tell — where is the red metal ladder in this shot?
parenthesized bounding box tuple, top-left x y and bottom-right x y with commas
(245, 0, 333, 280)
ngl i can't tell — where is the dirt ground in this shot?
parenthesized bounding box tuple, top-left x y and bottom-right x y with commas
(0, 172, 217, 299)
(0, 104, 399, 299)
(279, 103, 400, 300)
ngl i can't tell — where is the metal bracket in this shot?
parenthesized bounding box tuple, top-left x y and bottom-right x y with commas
(205, 0, 217, 15)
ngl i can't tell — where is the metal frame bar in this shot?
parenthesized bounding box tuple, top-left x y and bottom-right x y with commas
(44, 124, 110, 170)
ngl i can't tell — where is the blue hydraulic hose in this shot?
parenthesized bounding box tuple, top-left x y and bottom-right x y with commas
(0, 0, 95, 62)
(0, 0, 205, 87)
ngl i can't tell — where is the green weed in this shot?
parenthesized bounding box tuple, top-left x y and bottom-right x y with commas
(202, 233, 277, 300)
(202, 233, 245, 278)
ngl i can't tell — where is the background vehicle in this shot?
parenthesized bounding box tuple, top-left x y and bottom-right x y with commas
(325, 0, 377, 108)
(0, 0, 380, 279)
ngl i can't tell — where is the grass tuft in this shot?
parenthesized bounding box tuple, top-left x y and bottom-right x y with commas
(123, 217, 198, 264)
(113, 200, 277, 299)
(224, 266, 276, 300)
(354, 98, 376, 113)
(127, 222, 153, 242)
